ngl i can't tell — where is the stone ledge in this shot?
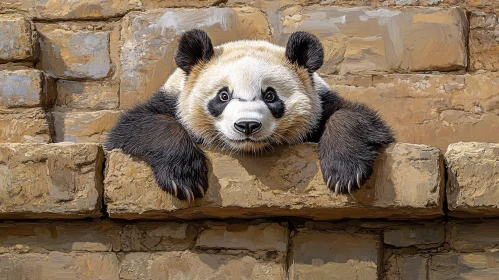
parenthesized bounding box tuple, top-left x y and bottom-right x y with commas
(0, 143, 104, 219)
(104, 142, 445, 220)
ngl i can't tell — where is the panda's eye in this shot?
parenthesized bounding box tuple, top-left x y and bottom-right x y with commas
(263, 89, 276, 102)
(219, 89, 230, 102)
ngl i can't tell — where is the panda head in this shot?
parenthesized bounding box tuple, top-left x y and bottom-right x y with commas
(175, 29, 324, 153)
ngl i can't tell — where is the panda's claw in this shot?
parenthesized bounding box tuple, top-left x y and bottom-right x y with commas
(326, 176, 332, 189)
(198, 185, 205, 198)
(171, 181, 178, 197)
(357, 173, 362, 189)
(334, 181, 340, 195)
(347, 181, 352, 194)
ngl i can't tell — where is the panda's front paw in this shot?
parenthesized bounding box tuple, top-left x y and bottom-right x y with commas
(150, 152, 209, 202)
(319, 153, 374, 195)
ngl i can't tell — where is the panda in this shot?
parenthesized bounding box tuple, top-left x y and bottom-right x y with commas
(105, 29, 395, 202)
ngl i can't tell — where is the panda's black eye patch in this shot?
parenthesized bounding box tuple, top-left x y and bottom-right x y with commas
(208, 87, 231, 117)
(262, 87, 285, 118)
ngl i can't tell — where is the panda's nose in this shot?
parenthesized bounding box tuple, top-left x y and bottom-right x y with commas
(234, 121, 262, 135)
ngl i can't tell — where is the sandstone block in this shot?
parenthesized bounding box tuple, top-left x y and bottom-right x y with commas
(445, 142, 499, 217)
(448, 221, 499, 252)
(289, 230, 380, 280)
(384, 224, 445, 247)
(0, 15, 34, 62)
(384, 254, 428, 280)
(37, 25, 111, 79)
(120, 7, 270, 109)
(469, 12, 499, 71)
(119, 251, 285, 280)
(0, 0, 141, 19)
(0, 70, 55, 108)
(105, 143, 444, 220)
(197, 223, 288, 253)
(142, 0, 229, 8)
(56, 80, 119, 110)
(429, 252, 499, 279)
(0, 108, 52, 143)
(279, 7, 468, 74)
(53, 110, 121, 143)
(0, 143, 104, 219)
(0, 252, 119, 279)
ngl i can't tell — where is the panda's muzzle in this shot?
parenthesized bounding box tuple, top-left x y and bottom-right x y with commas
(234, 121, 262, 135)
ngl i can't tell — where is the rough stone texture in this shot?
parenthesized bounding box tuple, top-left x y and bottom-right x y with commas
(37, 25, 112, 79)
(0, 70, 55, 108)
(384, 254, 428, 280)
(326, 73, 499, 151)
(120, 7, 270, 108)
(0, 143, 104, 219)
(0, 0, 142, 20)
(0, 15, 34, 62)
(119, 251, 286, 280)
(448, 221, 499, 252)
(279, 7, 468, 74)
(56, 80, 119, 110)
(289, 230, 380, 280)
(445, 142, 499, 217)
(142, 0, 230, 8)
(105, 142, 444, 220)
(0, 252, 119, 279)
(0, 108, 52, 143)
(384, 224, 445, 248)
(53, 110, 121, 143)
(429, 252, 499, 279)
(469, 12, 499, 71)
(197, 223, 288, 253)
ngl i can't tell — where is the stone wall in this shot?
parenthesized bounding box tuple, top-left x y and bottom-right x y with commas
(0, 0, 499, 279)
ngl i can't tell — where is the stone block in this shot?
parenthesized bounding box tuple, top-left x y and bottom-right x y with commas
(384, 254, 428, 280)
(0, 252, 119, 279)
(384, 224, 445, 247)
(0, 108, 52, 143)
(448, 221, 499, 252)
(119, 251, 285, 280)
(429, 252, 499, 279)
(56, 80, 119, 110)
(0, 70, 55, 108)
(445, 142, 499, 217)
(104, 143, 444, 220)
(53, 110, 121, 143)
(0, 143, 104, 219)
(469, 12, 499, 71)
(120, 7, 270, 109)
(279, 7, 468, 74)
(0, 15, 34, 61)
(289, 230, 380, 280)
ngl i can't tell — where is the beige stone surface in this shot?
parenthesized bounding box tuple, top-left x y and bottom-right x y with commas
(53, 110, 121, 143)
(325, 73, 499, 151)
(105, 142, 444, 220)
(279, 7, 468, 74)
(384, 224, 445, 247)
(0, 143, 104, 219)
(0, 108, 52, 143)
(469, 12, 499, 71)
(0, 69, 55, 108)
(0, 0, 142, 19)
(448, 221, 499, 252)
(56, 80, 119, 110)
(384, 254, 428, 280)
(197, 223, 288, 253)
(0, 15, 34, 62)
(289, 230, 380, 280)
(37, 25, 111, 79)
(0, 252, 119, 279)
(119, 251, 286, 280)
(120, 7, 270, 108)
(142, 0, 229, 8)
(429, 252, 499, 279)
(445, 142, 499, 217)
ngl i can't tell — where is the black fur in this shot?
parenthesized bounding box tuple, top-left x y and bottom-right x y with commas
(207, 87, 231, 117)
(105, 90, 208, 201)
(174, 29, 214, 74)
(262, 88, 285, 118)
(285, 31, 324, 72)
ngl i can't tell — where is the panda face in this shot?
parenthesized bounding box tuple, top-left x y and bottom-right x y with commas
(177, 41, 322, 153)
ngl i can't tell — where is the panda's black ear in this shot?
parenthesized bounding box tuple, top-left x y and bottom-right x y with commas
(175, 29, 214, 74)
(285, 31, 324, 72)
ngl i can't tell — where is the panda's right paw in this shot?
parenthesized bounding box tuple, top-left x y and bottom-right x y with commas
(150, 152, 209, 202)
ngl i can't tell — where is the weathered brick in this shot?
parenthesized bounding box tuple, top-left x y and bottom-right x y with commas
(0, 108, 52, 143)
(469, 12, 499, 71)
(0, 70, 55, 108)
(0, 15, 34, 62)
(142, 0, 228, 8)
(384, 224, 445, 248)
(0, 252, 119, 279)
(448, 221, 499, 252)
(120, 7, 270, 109)
(119, 251, 286, 280)
(37, 25, 111, 79)
(56, 80, 119, 110)
(0, 143, 104, 219)
(445, 142, 499, 217)
(384, 254, 428, 280)
(429, 252, 499, 279)
(104, 143, 444, 220)
(197, 223, 288, 253)
(53, 110, 121, 143)
(289, 230, 380, 280)
(279, 7, 468, 74)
